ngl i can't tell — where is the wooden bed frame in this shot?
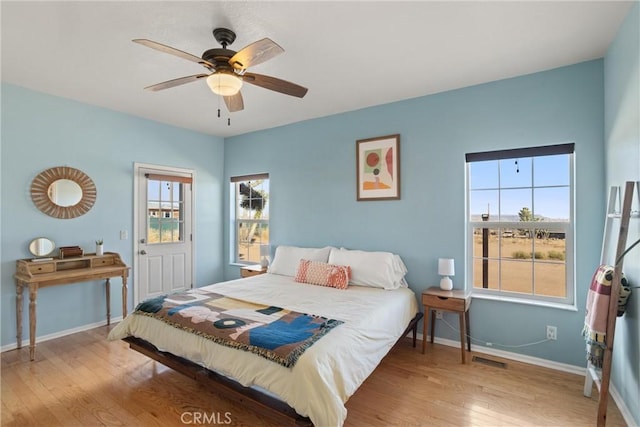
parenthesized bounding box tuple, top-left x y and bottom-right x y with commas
(123, 311, 423, 426)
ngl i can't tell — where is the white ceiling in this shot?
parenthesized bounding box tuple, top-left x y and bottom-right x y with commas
(1, 1, 633, 138)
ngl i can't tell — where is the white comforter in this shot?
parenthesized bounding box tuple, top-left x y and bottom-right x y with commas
(108, 273, 419, 427)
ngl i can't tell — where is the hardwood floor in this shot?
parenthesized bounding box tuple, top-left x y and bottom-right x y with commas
(1, 325, 626, 426)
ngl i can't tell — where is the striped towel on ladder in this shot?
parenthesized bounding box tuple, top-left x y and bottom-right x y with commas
(582, 265, 631, 368)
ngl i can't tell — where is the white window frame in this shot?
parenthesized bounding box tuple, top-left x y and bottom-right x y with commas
(465, 144, 576, 308)
(230, 173, 269, 265)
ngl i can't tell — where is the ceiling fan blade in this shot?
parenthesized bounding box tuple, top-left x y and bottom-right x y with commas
(143, 74, 209, 91)
(242, 73, 308, 98)
(133, 39, 216, 69)
(224, 92, 244, 112)
(229, 38, 284, 70)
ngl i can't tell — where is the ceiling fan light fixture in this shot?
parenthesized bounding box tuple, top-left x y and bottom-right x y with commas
(206, 72, 243, 96)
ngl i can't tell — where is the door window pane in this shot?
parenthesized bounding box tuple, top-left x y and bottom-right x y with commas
(147, 179, 184, 244)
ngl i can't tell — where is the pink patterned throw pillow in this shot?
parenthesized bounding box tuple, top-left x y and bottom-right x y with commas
(294, 259, 351, 290)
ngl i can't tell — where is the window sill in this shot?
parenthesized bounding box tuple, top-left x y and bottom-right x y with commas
(230, 262, 260, 268)
(471, 292, 578, 312)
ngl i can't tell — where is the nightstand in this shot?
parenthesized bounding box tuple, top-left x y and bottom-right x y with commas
(421, 287, 472, 363)
(240, 265, 268, 278)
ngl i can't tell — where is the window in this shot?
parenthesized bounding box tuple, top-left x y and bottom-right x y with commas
(231, 174, 269, 264)
(146, 173, 191, 244)
(466, 144, 574, 305)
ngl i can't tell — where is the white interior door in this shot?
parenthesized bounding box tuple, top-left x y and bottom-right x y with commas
(135, 164, 193, 303)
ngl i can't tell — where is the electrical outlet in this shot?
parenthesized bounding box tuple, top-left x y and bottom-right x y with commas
(435, 310, 443, 319)
(546, 325, 557, 340)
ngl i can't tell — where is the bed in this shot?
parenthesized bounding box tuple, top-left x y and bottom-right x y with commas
(108, 247, 421, 426)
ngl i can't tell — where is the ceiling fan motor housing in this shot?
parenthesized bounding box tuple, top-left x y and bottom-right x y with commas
(213, 28, 236, 48)
(202, 48, 237, 68)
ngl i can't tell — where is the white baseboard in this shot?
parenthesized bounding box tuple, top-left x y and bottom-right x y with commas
(419, 333, 637, 427)
(609, 384, 637, 427)
(418, 332, 583, 374)
(1, 316, 122, 353)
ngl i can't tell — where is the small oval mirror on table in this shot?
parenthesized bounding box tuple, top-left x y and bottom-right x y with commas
(30, 166, 97, 219)
(28, 237, 55, 260)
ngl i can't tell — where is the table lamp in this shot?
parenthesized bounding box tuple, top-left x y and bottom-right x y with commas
(438, 258, 455, 290)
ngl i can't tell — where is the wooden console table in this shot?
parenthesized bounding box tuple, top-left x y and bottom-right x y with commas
(15, 252, 130, 360)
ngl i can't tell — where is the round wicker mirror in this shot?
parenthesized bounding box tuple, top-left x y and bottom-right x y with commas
(31, 166, 97, 219)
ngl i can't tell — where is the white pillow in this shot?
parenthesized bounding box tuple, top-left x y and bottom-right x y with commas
(328, 248, 408, 290)
(268, 246, 332, 277)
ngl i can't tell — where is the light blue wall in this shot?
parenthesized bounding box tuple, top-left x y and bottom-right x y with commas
(0, 83, 225, 347)
(604, 3, 640, 425)
(224, 60, 605, 367)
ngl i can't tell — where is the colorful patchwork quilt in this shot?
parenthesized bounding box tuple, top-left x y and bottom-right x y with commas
(133, 289, 344, 367)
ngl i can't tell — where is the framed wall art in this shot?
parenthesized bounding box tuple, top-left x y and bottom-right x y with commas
(356, 134, 400, 201)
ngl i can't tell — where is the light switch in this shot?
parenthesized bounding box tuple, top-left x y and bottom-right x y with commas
(120, 230, 128, 240)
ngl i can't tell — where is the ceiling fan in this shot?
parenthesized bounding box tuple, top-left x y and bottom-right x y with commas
(134, 28, 308, 114)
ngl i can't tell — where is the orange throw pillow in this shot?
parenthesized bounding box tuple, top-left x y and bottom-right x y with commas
(294, 259, 351, 290)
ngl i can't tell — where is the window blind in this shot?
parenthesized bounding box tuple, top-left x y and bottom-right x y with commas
(145, 173, 193, 184)
(230, 173, 269, 183)
(465, 143, 574, 163)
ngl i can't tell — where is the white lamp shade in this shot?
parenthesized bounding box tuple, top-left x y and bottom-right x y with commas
(260, 244, 271, 257)
(438, 258, 455, 276)
(260, 244, 271, 268)
(206, 72, 243, 96)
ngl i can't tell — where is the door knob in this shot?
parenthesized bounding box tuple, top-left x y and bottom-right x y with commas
(140, 250, 147, 255)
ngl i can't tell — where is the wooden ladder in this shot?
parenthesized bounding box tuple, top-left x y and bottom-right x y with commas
(583, 181, 639, 426)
